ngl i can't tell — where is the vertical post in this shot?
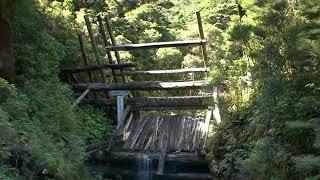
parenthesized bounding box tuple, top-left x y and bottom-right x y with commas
(84, 15, 107, 83)
(110, 90, 129, 128)
(157, 118, 168, 175)
(77, 32, 94, 83)
(117, 95, 124, 126)
(196, 11, 208, 67)
(97, 15, 118, 83)
(104, 16, 127, 82)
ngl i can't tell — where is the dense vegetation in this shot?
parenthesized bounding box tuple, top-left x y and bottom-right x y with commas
(0, 0, 319, 179)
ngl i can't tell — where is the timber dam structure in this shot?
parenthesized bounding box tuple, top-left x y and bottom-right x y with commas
(62, 12, 221, 180)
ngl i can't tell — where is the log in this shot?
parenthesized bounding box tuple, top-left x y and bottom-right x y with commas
(196, 11, 208, 67)
(106, 152, 208, 164)
(73, 80, 209, 91)
(106, 105, 131, 151)
(105, 15, 127, 82)
(158, 118, 169, 175)
(71, 88, 90, 109)
(77, 32, 94, 82)
(106, 39, 206, 51)
(84, 15, 107, 83)
(61, 63, 136, 73)
(115, 68, 209, 76)
(97, 15, 118, 82)
(90, 165, 212, 180)
(84, 96, 213, 107)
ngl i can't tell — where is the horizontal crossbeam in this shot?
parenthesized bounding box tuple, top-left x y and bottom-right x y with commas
(106, 40, 206, 51)
(84, 96, 213, 107)
(73, 80, 209, 91)
(61, 63, 136, 73)
(115, 68, 209, 76)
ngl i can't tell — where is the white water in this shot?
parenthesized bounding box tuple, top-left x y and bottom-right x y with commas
(136, 154, 153, 180)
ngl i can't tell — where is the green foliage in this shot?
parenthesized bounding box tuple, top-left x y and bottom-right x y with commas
(206, 0, 320, 179)
(293, 155, 320, 178)
(78, 106, 113, 144)
(156, 48, 183, 69)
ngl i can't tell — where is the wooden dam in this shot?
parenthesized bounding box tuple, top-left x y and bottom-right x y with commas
(62, 12, 221, 179)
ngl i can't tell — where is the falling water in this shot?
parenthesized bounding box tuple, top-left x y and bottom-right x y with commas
(136, 154, 153, 180)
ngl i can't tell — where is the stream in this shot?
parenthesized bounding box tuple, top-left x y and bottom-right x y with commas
(136, 154, 153, 180)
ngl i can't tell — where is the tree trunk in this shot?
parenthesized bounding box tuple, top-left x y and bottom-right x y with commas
(0, 12, 15, 82)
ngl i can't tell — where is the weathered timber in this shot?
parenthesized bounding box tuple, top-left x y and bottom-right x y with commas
(106, 106, 131, 152)
(97, 15, 117, 82)
(114, 67, 209, 76)
(106, 39, 206, 51)
(120, 114, 209, 152)
(71, 89, 90, 109)
(106, 152, 208, 164)
(61, 63, 136, 73)
(131, 106, 208, 111)
(73, 80, 209, 91)
(117, 112, 133, 136)
(85, 141, 108, 152)
(85, 96, 213, 107)
(104, 16, 127, 82)
(158, 117, 169, 174)
(84, 15, 107, 83)
(123, 115, 149, 149)
(77, 32, 93, 82)
(133, 116, 155, 150)
(196, 11, 208, 67)
(90, 166, 212, 180)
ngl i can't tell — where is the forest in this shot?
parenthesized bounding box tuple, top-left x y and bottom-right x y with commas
(0, 0, 319, 179)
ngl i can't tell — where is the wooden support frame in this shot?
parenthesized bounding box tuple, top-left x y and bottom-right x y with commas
(106, 105, 131, 151)
(104, 16, 127, 82)
(109, 90, 129, 127)
(114, 67, 209, 76)
(77, 32, 93, 83)
(106, 40, 206, 51)
(157, 118, 169, 175)
(196, 11, 208, 68)
(73, 80, 209, 91)
(72, 89, 90, 109)
(84, 15, 107, 83)
(97, 15, 118, 82)
(61, 63, 136, 73)
(83, 96, 213, 110)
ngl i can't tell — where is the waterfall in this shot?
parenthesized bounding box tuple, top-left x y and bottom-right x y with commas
(136, 154, 153, 180)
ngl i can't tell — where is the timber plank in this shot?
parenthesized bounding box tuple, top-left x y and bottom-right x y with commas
(61, 63, 136, 73)
(106, 40, 206, 51)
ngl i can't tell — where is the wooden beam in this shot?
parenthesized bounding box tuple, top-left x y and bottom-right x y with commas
(97, 15, 118, 82)
(196, 11, 208, 67)
(106, 40, 206, 51)
(84, 15, 107, 83)
(71, 89, 90, 109)
(84, 96, 213, 107)
(104, 16, 127, 82)
(130, 106, 208, 111)
(61, 63, 136, 73)
(73, 80, 209, 91)
(106, 105, 131, 152)
(114, 68, 209, 76)
(158, 118, 169, 175)
(77, 32, 94, 82)
(107, 152, 208, 163)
